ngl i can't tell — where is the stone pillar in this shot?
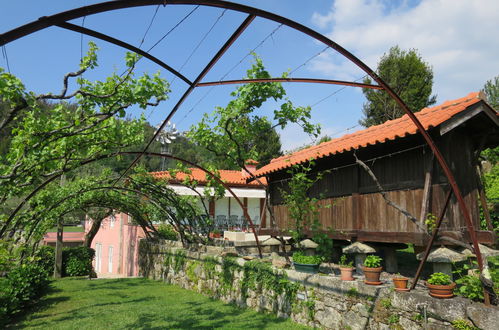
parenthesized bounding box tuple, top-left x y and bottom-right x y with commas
(382, 247, 398, 273)
(342, 242, 376, 276)
(433, 262, 453, 279)
(300, 239, 318, 256)
(416, 246, 467, 282)
(354, 253, 367, 275)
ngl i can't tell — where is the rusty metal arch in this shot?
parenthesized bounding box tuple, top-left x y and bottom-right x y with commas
(1, 150, 264, 257)
(0, 0, 485, 282)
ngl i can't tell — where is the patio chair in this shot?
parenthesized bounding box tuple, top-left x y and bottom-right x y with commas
(215, 215, 227, 231)
(251, 216, 260, 231)
(229, 215, 239, 230)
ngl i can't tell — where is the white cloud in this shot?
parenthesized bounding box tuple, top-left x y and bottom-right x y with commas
(309, 0, 499, 102)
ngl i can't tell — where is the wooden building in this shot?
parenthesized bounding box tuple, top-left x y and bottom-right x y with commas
(254, 92, 498, 247)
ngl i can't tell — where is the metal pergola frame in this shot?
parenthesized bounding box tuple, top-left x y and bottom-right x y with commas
(0, 0, 488, 300)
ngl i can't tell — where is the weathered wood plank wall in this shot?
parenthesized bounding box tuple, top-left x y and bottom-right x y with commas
(266, 129, 487, 246)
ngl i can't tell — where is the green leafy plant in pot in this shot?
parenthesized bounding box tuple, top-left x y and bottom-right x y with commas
(292, 251, 323, 274)
(209, 229, 222, 239)
(363, 255, 383, 285)
(339, 254, 354, 281)
(426, 272, 455, 299)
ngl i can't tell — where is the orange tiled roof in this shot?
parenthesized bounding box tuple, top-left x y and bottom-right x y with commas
(255, 92, 485, 177)
(151, 168, 266, 187)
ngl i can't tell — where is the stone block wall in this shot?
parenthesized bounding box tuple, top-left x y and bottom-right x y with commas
(139, 240, 498, 329)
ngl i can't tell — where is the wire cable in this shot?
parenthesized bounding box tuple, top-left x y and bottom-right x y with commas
(311, 74, 367, 107)
(170, 9, 227, 86)
(1, 45, 11, 73)
(146, 5, 200, 53)
(289, 46, 329, 75)
(219, 23, 283, 81)
(139, 5, 161, 49)
(176, 23, 284, 126)
(147, 9, 227, 122)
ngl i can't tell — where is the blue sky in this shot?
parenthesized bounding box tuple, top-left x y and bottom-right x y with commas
(1, 0, 498, 151)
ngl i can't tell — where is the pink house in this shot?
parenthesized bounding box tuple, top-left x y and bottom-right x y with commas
(86, 162, 267, 277)
(85, 213, 146, 277)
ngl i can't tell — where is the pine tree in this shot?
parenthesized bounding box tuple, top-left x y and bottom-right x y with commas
(359, 46, 436, 127)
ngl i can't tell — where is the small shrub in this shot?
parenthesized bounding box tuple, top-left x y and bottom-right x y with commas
(364, 255, 382, 268)
(0, 258, 50, 324)
(346, 287, 359, 298)
(173, 250, 186, 273)
(186, 261, 199, 283)
(62, 246, 95, 276)
(202, 256, 218, 279)
(452, 319, 479, 330)
(157, 224, 178, 241)
(339, 254, 353, 268)
(380, 298, 391, 308)
(427, 272, 452, 285)
(35, 245, 55, 276)
(388, 314, 399, 324)
(455, 274, 483, 301)
(292, 251, 323, 265)
(425, 213, 437, 233)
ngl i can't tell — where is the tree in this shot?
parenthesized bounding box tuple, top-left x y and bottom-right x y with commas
(480, 76, 499, 230)
(189, 54, 319, 173)
(189, 54, 320, 261)
(0, 42, 170, 238)
(482, 76, 498, 110)
(359, 46, 436, 127)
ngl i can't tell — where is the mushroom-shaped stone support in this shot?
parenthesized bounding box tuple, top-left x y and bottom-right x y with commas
(261, 237, 281, 253)
(416, 247, 467, 280)
(342, 242, 376, 275)
(459, 244, 499, 258)
(299, 239, 318, 256)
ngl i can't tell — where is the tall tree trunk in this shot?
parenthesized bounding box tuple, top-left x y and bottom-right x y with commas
(53, 220, 63, 278)
(84, 217, 104, 248)
(84, 208, 113, 247)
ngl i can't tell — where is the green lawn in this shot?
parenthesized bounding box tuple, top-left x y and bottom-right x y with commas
(10, 278, 309, 329)
(47, 226, 84, 233)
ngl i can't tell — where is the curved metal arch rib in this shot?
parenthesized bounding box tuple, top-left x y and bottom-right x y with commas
(56, 22, 192, 85)
(0, 0, 485, 279)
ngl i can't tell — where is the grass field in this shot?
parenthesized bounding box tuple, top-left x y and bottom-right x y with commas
(10, 278, 309, 329)
(47, 226, 84, 233)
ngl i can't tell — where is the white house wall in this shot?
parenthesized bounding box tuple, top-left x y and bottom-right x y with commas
(168, 185, 265, 198)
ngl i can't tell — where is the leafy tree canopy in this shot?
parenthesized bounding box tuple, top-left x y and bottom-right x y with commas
(360, 46, 436, 127)
(482, 75, 498, 111)
(0, 42, 170, 238)
(188, 54, 319, 173)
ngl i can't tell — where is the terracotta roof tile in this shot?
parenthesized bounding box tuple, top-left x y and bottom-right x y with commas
(150, 168, 266, 187)
(256, 92, 483, 176)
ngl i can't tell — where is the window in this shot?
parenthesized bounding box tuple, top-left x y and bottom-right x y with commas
(95, 243, 102, 273)
(108, 246, 113, 273)
(110, 214, 116, 228)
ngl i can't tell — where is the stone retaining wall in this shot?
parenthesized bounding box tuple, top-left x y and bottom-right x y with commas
(138, 240, 498, 329)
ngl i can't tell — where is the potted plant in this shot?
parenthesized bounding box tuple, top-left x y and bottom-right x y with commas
(209, 229, 222, 239)
(426, 272, 456, 298)
(339, 254, 354, 281)
(363, 255, 383, 285)
(292, 251, 323, 274)
(392, 273, 409, 291)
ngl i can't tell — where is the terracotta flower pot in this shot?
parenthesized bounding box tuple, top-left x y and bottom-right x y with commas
(392, 277, 409, 291)
(340, 267, 354, 281)
(209, 232, 222, 239)
(363, 266, 382, 285)
(426, 282, 456, 299)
